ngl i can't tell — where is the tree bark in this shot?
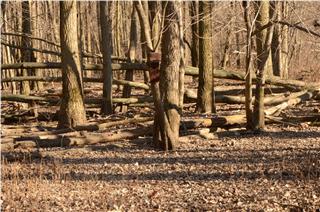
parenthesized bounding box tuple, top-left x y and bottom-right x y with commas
(271, 1, 289, 79)
(253, 0, 274, 130)
(99, 1, 113, 115)
(155, 1, 184, 150)
(190, 1, 199, 68)
(58, 0, 87, 129)
(243, 1, 254, 129)
(122, 6, 138, 112)
(20, 1, 32, 103)
(197, 1, 214, 113)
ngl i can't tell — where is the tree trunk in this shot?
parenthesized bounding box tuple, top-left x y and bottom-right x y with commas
(122, 6, 138, 112)
(99, 1, 113, 115)
(156, 1, 184, 151)
(271, 2, 289, 79)
(243, 1, 254, 129)
(253, 0, 274, 130)
(197, 1, 214, 113)
(148, 1, 160, 50)
(190, 1, 199, 68)
(58, 0, 87, 129)
(20, 1, 31, 101)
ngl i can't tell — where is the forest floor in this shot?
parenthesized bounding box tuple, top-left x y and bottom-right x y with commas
(1, 79, 320, 211)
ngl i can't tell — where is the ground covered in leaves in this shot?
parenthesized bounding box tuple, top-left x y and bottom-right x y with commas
(1, 123, 320, 211)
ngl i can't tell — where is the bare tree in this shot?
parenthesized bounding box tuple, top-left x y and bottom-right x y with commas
(99, 1, 113, 115)
(243, 1, 254, 130)
(197, 1, 215, 113)
(190, 1, 199, 68)
(122, 5, 138, 112)
(271, 1, 289, 79)
(156, 1, 184, 150)
(253, 0, 274, 130)
(58, 0, 86, 128)
(20, 1, 32, 99)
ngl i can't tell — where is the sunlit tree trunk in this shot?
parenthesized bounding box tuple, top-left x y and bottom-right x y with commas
(156, 1, 184, 150)
(253, 0, 274, 130)
(58, 0, 86, 128)
(243, 1, 254, 130)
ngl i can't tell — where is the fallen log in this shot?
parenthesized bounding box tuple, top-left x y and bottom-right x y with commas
(1, 62, 147, 71)
(184, 89, 315, 106)
(265, 89, 320, 116)
(1, 94, 153, 105)
(8, 127, 153, 149)
(3, 112, 320, 151)
(2, 62, 317, 89)
(75, 117, 154, 132)
(1, 76, 150, 90)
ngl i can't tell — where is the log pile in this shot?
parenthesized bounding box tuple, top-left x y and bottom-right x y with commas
(2, 61, 320, 151)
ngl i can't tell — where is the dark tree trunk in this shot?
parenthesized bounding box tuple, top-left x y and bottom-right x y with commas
(197, 1, 214, 113)
(122, 6, 138, 112)
(99, 1, 113, 115)
(190, 1, 199, 68)
(21, 1, 32, 99)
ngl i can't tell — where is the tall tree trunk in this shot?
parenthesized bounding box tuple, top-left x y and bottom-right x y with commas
(253, 0, 274, 130)
(58, 0, 87, 129)
(99, 1, 113, 115)
(122, 5, 138, 112)
(197, 1, 214, 113)
(271, 1, 289, 79)
(190, 1, 199, 68)
(157, 1, 184, 150)
(148, 1, 160, 50)
(31, 0, 43, 91)
(243, 1, 254, 130)
(20, 1, 31, 99)
(135, 2, 151, 89)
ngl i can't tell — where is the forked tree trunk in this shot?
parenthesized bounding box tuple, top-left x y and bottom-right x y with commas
(100, 1, 113, 115)
(253, 0, 274, 130)
(58, 0, 86, 129)
(197, 1, 214, 113)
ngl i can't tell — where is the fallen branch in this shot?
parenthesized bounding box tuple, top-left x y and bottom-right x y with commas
(1, 94, 153, 105)
(2, 76, 150, 90)
(8, 127, 153, 149)
(265, 89, 320, 116)
(2, 62, 318, 90)
(184, 89, 314, 106)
